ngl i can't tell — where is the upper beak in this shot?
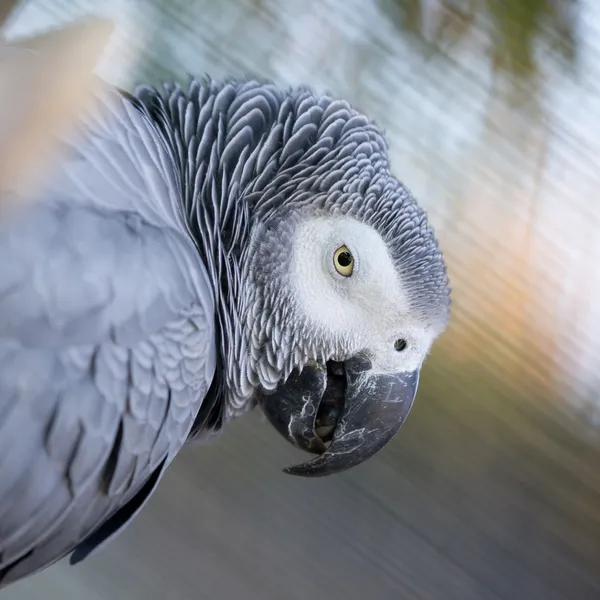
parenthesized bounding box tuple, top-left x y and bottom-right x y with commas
(257, 355, 420, 477)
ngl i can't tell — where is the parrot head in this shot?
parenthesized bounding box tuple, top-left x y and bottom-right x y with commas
(153, 80, 451, 477)
(232, 99, 451, 477)
(248, 198, 450, 477)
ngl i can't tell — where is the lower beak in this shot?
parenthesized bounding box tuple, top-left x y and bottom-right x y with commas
(258, 355, 420, 477)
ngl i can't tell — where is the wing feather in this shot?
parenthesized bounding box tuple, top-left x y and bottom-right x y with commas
(0, 87, 216, 585)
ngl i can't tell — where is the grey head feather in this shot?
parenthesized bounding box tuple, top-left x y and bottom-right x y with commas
(127, 76, 450, 432)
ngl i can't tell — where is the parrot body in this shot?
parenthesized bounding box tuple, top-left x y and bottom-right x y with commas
(0, 83, 218, 583)
(0, 76, 450, 586)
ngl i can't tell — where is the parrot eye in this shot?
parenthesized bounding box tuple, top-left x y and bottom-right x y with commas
(333, 245, 354, 277)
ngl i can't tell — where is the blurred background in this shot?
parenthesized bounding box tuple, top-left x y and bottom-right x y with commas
(2, 0, 600, 598)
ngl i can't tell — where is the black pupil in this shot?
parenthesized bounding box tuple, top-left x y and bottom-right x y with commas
(337, 251, 352, 267)
(394, 339, 407, 352)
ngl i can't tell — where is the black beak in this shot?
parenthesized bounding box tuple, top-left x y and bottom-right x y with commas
(257, 355, 420, 477)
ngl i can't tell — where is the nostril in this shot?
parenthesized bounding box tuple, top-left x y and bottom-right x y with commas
(394, 338, 407, 352)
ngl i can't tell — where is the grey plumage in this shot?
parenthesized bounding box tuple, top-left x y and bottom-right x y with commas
(132, 77, 448, 412)
(0, 75, 450, 586)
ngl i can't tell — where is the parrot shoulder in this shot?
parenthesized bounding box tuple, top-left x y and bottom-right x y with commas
(0, 90, 218, 584)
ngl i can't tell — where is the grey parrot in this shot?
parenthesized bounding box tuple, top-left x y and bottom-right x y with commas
(0, 74, 450, 586)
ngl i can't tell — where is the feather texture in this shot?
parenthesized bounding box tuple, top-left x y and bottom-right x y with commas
(0, 84, 216, 585)
(0, 71, 450, 585)
(132, 77, 449, 422)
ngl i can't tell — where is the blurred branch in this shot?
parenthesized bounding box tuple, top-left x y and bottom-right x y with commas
(0, 0, 20, 29)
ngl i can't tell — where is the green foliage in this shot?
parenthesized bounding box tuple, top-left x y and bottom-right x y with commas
(379, 0, 579, 78)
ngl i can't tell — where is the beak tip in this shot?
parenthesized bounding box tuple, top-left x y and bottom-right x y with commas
(282, 462, 314, 477)
(282, 466, 303, 477)
(282, 464, 326, 478)
(282, 452, 359, 478)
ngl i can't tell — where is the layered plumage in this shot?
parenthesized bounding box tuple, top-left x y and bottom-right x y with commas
(0, 76, 450, 586)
